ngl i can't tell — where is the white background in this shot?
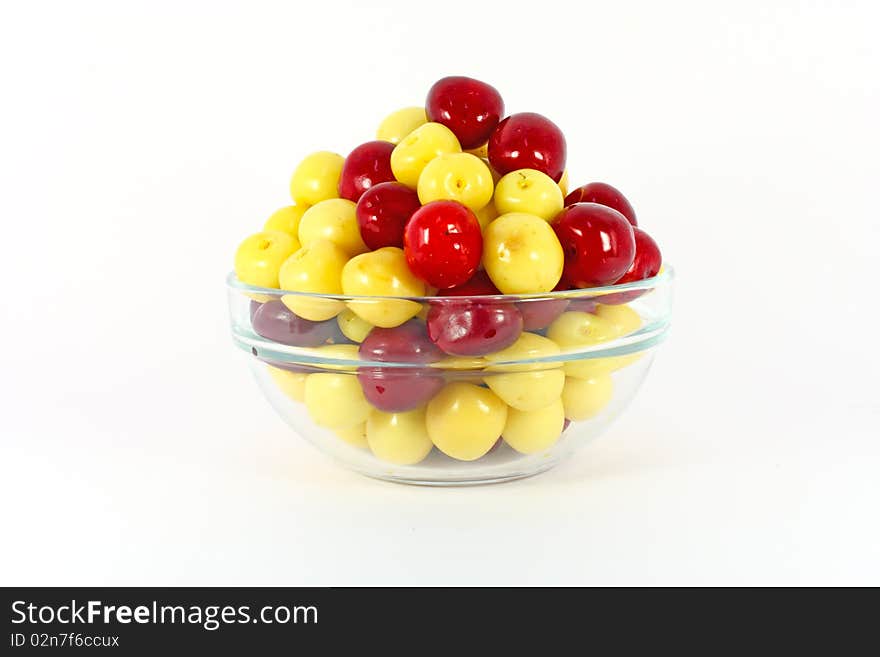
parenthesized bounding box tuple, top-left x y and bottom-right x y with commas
(1, 0, 878, 585)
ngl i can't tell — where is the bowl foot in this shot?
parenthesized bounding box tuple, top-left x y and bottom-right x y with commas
(355, 461, 559, 487)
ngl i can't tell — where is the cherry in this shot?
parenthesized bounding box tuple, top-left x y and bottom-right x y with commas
(488, 112, 566, 182)
(357, 319, 444, 412)
(426, 299, 523, 356)
(338, 140, 396, 202)
(404, 200, 483, 289)
(517, 298, 569, 330)
(600, 227, 662, 305)
(555, 281, 598, 312)
(564, 182, 637, 226)
(252, 300, 341, 347)
(356, 181, 421, 250)
(437, 270, 500, 297)
(567, 298, 599, 313)
(552, 203, 636, 287)
(616, 227, 662, 284)
(357, 368, 444, 413)
(426, 76, 504, 150)
(358, 319, 444, 364)
(438, 270, 561, 334)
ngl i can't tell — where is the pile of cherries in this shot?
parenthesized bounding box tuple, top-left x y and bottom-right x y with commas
(234, 75, 663, 461)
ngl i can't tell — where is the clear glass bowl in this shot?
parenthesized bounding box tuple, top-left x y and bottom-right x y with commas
(227, 268, 673, 486)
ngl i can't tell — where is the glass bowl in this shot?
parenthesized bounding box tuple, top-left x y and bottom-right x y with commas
(227, 267, 673, 486)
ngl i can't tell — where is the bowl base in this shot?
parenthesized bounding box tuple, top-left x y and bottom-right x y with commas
(355, 461, 559, 487)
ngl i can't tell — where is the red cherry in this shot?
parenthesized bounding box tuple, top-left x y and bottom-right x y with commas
(404, 200, 483, 289)
(426, 76, 504, 150)
(437, 270, 500, 297)
(616, 227, 661, 284)
(252, 300, 342, 347)
(554, 274, 600, 311)
(357, 320, 444, 412)
(517, 298, 569, 331)
(552, 278, 572, 291)
(599, 227, 662, 305)
(356, 181, 421, 250)
(564, 182, 637, 226)
(567, 298, 599, 313)
(358, 319, 444, 364)
(426, 300, 523, 356)
(552, 203, 636, 287)
(357, 368, 444, 412)
(338, 140, 396, 202)
(488, 112, 566, 182)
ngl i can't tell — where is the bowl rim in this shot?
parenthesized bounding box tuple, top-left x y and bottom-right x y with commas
(226, 265, 674, 301)
(228, 265, 674, 369)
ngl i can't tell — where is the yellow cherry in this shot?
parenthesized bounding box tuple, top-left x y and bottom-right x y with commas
(466, 143, 489, 158)
(278, 239, 348, 321)
(488, 368, 563, 412)
(334, 423, 368, 449)
(485, 333, 564, 411)
(267, 366, 307, 402)
(431, 355, 489, 371)
(558, 169, 569, 197)
(342, 247, 425, 327)
(569, 305, 646, 373)
(289, 151, 344, 206)
(493, 169, 564, 221)
(298, 198, 368, 257)
(593, 303, 642, 337)
(304, 372, 371, 430)
(562, 358, 616, 379)
(417, 152, 493, 212)
(426, 383, 507, 461)
(390, 122, 461, 188)
(263, 204, 308, 239)
(430, 355, 488, 386)
(337, 308, 374, 343)
(503, 399, 565, 454)
(547, 311, 618, 348)
(546, 311, 619, 379)
(234, 230, 298, 289)
(376, 106, 427, 144)
(305, 344, 360, 371)
(482, 213, 563, 294)
(366, 407, 434, 465)
(474, 199, 498, 232)
(561, 375, 613, 421)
